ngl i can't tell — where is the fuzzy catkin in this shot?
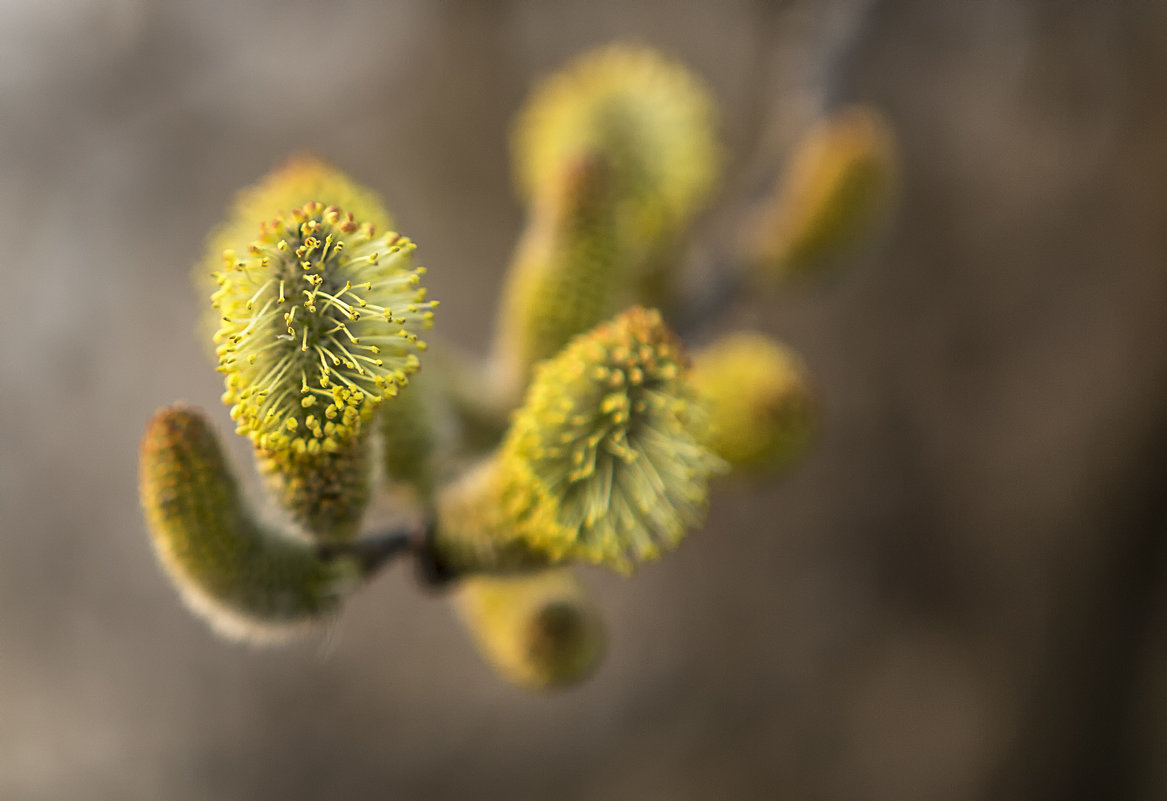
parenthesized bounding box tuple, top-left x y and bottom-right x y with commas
(139, 405, 359, 641)
(514, 44, 720, 244)
(212, 201, 436, 541)
(437, 307, 723, 575)
(690, 333, 817, 474)
(494, 152, 623, 399)
(196, 156, 396, 349)
(749, 106, 898, 278)
(455, 569, 605, 689)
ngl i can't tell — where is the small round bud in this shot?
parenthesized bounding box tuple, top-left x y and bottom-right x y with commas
(690, 333, 817, 474)
(455, 569, 605, 690)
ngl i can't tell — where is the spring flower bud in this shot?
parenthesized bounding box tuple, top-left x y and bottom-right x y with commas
(139, 405, 360, 642)
(455, 568, 605, 689)
(690, 333, 817, 473)
(514, 44, 720, 248)
(748, 105, 898, 278)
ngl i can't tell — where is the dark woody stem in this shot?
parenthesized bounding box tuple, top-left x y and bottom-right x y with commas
(318, 520, 458, 588)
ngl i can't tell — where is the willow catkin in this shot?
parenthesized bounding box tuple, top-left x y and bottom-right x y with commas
(139, 405, 361, 642)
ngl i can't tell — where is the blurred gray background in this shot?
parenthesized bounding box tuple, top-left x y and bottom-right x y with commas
(3, 1, 1167, 799)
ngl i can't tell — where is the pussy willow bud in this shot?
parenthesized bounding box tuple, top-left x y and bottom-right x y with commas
(494, 152, 622, 399)
(748, 105, 898, 279)
(196, 156, 395, 346)
(690, 333, 817, 474)
(514, 44, 720, 249)
(213, 201, 436, 540)
(435, 307, 723, 575)
(139, 405, 360, 642)
(455, 568, 605, 690)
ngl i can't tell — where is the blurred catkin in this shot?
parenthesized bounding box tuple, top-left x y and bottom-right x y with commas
(455, 568, 605, 689)
(690, 333, 817, 474)
(515, 44, 719, 238)
(139, 405, 359, 642)
(513, 44, 720, 308)
(748, 105, 898, 279)
(494, 151, 623, 400)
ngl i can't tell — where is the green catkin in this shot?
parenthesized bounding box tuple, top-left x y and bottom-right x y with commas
(139, 405, 360, 642)
(254, 435, 374, 544)
(455, 568, 605, 689)
(431, 458, 560, 574)
(690, 333, 818, 474)
(494, 152, 622, 400)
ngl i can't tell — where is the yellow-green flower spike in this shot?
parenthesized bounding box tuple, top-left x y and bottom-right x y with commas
(748, 105, 898, 279)
(514, 44, 720, 246)
(690, 333, 818, 474)
(504, 307, 723, 570)
(139, 405, 361, 642)
(212, 201, 436, 541)
(494, 151, 623, 399)
(435, 307, 723, 574)
(196, 156, 395, 346)
(213, 200, 436, 456)
(455, 569, 605, 690)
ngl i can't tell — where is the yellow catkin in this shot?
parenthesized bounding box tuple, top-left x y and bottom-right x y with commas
(139, 405, 360, 642)
(211, 200, 436, 542)
(455, 568, 605, 690)
(493, 151, 623, 400)
(513, 44, 720, 306)
(515, 45, 719, 235)
(435, 307, 724, 575)
(749, 105, 898, 278)
(195, 156, 395, 347)
(690, 333, 817, 474)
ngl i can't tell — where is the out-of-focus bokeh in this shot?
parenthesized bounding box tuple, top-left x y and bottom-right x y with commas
(2, 1, 1166, 799)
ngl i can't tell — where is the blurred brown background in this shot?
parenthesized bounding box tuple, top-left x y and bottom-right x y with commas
(2, 1, 1167, 799)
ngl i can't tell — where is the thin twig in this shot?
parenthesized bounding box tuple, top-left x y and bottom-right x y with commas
(318, 526, 422, 578)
